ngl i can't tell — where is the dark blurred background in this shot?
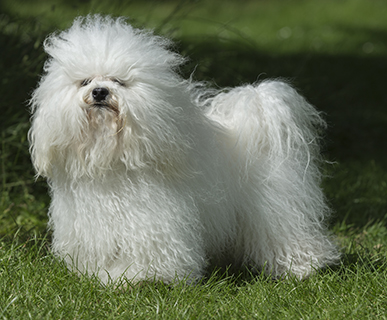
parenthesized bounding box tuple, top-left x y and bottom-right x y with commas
(1, 0, 386, 236)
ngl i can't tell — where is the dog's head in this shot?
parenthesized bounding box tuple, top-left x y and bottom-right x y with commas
(29, 15, 196, 179)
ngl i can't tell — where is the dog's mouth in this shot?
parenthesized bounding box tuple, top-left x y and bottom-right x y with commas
(83, 94, 120, 115)
(86, 100, 125, 135)
(92, 102, 120, 115)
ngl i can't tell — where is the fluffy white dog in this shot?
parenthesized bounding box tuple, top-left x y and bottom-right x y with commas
(29, 15, 339, 284)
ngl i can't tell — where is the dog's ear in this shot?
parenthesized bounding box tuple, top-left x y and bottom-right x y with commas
(28, 125, 53, 178)
(28, 103, 57, 178)
(28, 73, 86, 178)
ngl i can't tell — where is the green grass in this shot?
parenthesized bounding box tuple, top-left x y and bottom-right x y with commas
(1, 234, 386, 319)
(0, 235, 386, 319)
(1, 0, 387, 318)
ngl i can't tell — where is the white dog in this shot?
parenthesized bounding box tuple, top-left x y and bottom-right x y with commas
(29, 15, 339, 284)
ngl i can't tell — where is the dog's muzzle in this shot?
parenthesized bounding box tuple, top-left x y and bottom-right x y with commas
(86, 87, 120, 116)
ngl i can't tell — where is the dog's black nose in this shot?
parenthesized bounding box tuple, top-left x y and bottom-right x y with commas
(92, 87, 109, 102)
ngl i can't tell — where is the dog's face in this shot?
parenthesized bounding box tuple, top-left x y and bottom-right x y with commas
(78, 76, 124, 135)
(29, 15, 194, 178)
(81, 76, 121, 115)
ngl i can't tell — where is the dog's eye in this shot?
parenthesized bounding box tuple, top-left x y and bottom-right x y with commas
(80, 79, 92, 87)
(111, 78, 125, 86)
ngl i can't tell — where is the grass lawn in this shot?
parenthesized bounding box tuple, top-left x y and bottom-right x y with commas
(1, 0, 387, 318)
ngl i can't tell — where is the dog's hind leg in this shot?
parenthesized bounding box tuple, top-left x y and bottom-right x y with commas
(207, 81, 339, 279)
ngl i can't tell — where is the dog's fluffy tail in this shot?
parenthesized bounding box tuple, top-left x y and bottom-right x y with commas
(206, 80, 339, 278)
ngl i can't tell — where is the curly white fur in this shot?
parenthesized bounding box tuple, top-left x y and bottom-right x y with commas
(29, 15, 339, 284)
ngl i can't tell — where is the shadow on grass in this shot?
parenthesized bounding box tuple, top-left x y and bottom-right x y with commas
(327, 250, 387, 283)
